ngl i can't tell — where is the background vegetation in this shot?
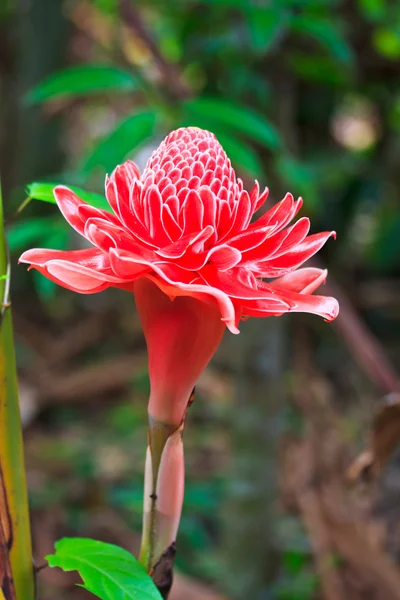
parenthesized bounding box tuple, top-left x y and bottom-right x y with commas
(1, 0, 400, 598)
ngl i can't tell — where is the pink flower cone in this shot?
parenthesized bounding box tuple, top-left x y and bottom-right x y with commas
(20, 127, 339, 573)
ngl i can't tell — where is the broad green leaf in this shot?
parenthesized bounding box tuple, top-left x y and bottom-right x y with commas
(358, 0, 386, 21)
(291, 16, 353, 64)
(26, 182, 111, 212)
(81, 110, 158, 175)
(184, 97, 281, 150)
(46, 538, 162, 600)
(25, 65, 138, 104)
(246, 7, 288, 54)
(6, 217, 65, 252)
(276, 155, 318, 210)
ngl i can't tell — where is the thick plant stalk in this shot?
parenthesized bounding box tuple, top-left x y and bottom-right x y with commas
(0, 188, 34, 600)
(139, 416, 186, 599)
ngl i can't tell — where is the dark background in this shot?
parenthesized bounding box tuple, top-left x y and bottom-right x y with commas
(1, 0, 400, 598)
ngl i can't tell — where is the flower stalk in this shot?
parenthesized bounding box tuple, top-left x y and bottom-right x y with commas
(139, 416, 186, 598)
(0, 186, 34, 600)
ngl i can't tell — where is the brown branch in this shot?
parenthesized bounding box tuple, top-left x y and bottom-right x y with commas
(314, 259, 399, 394)
(35, 353, 147, 404)
(119, 0, 191, 101)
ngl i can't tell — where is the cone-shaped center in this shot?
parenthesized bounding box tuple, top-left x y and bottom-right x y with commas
(134, 278, 226, 426)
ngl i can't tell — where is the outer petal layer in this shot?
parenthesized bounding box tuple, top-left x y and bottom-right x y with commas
(19, 247, 128, 293)
(20, 128, 338, 331)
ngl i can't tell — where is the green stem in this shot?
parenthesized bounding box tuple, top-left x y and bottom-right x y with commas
(139, 420, 176, 571)
(0, 184, 34, 600)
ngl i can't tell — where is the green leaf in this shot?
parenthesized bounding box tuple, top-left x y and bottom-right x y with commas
(81, 110, 158, 175)
(358, 0, 386, 21)
(246, 7, 288, 54)
(373, 28, 400, 59)
(26, 182, 111, 212)
(276, 155, 318, 210)
(25, 65, 138, 104)
(291, 16, 353, 64)
(288, 53, 348, 85)
(7, 217, 62, 251)
(46, 538, 162, 600)
(184, 97, 281, 150)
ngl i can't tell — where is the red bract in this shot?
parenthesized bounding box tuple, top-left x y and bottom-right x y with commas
(20, 127, 338, 425)
(20, 128, 338, 327)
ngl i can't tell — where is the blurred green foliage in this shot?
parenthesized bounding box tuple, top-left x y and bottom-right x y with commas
(1, 0, 400, 597)
(4, 0, 399, 295)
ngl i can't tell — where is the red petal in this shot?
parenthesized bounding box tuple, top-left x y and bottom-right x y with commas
(206, 245, 242, 271)
(271, 290, 339, 321)
(111, 251, 239, 333)
(161, 204, 182, 241)
(270, 268, 328, 294)
(251, 194, 302, 232)
(105, 180, 157, 248)
(241, 217, 310, 264)
(155, 226, 214, 259)
(216, 200, 232, 237)
(83, 218, 154, 261)
(19, 247, 125, 293)
(54, 186, 118, 239)
(253, 184, 269, 213)
(107, 160, 140, 217)
(181, 190, 204, 234)
(227, 225, 277, 252)
(228, 190, 252, 238)
(199, 266, 291, 307)
(257, 231, 336, 276)
(143, 185, 171, 246)
(199, 187, 217, 232)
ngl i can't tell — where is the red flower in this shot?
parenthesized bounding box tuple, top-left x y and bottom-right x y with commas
(20, 127, 338, 425)
(20, 127, 339, 568)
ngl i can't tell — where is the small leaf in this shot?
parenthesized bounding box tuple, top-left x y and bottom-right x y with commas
(26, 183, 111, 212)
(46, 538, 162, 600)
(184, 97, 281, 150)
(81, 110, 158, 175)
(25, 65, 138, 104)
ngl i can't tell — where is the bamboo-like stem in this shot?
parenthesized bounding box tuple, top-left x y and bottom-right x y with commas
(0, 185, 34, 600)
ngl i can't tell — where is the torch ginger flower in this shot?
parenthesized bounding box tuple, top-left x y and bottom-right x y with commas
(20, 127, 338, 573)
